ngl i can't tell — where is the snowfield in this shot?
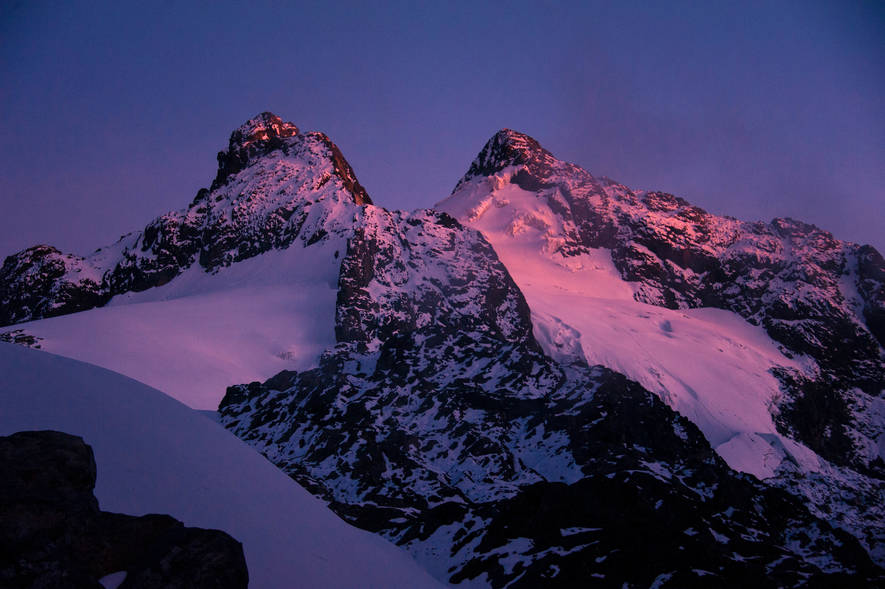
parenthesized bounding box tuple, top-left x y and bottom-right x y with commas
(5, 240, 343, 409)
(0, 342, 442, 589)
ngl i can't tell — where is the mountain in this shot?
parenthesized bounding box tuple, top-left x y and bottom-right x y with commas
(1, 114, 882, 586)
(436, 129, 885, 564)
(443, 129, 884, 396)
(0, 244, 342, 408)
(0, 112, 369, 327)
(217, 205, 879, 585)
(0, 112, 370, 408)
(0, 343, 441, 589)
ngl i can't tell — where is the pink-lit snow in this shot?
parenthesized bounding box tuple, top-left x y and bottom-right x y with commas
(7, 240, 343, 409)
(439, 172, 823, 479)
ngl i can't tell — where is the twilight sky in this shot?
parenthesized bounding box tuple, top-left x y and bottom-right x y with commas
(1, 1, 883, 257)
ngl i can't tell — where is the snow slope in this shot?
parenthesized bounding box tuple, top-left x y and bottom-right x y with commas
(0, 342, 441, 589)
(4, 239, 343, 409)
(439, 174, 821, 479)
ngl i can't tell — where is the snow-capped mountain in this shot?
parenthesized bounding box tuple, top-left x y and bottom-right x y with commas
(0, 113, 372, 407)
(436, 130, 885, 564)
(442, 129, 884, 398)
(2, 114, 883, 586)
(218, 202, 879, 584)
(0, 112, 368, 327)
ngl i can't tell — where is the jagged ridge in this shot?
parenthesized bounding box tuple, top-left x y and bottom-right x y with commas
(438, 129, 885, 564)
(0, 113, 372, 327)
(448, 130, 884, 396)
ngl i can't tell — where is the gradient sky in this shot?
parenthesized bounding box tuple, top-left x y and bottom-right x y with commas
(1, 0, 883, 257)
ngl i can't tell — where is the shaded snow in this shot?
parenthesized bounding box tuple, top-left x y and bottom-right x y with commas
(0, 343, 441, 589)
(98, 571, 127, 589)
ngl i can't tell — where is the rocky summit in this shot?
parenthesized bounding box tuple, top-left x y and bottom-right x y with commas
(1, 114, 883, 587)
(0, 113, 370, 326)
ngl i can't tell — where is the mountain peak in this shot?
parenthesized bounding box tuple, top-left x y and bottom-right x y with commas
(453, 128, 562, 192)
(490, 128, 547, 153)
(212, 112, 300, 190)
(231, 112, 299, 149)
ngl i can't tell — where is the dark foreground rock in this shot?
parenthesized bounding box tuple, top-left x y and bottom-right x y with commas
(0, 430, 248, 589)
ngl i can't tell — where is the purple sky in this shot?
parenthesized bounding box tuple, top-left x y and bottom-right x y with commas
(1, 1, 883, 257)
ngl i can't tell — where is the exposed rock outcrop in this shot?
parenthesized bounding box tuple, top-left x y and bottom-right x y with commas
(0, 430, 248, 589)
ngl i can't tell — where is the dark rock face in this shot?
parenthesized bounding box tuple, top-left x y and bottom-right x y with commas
(0, 246, 108, 327)
(0, 112, 372, 327)
(220, 210, 882, 586)
(320, 133, 372, 206)
(0, 430, 248, 589)
(211, 111, 300, 191)
(453, 129, 581, 194)
(0, 329, 43, 348)
(858, 244, 885, 348)
(117, 527, 249, 589)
